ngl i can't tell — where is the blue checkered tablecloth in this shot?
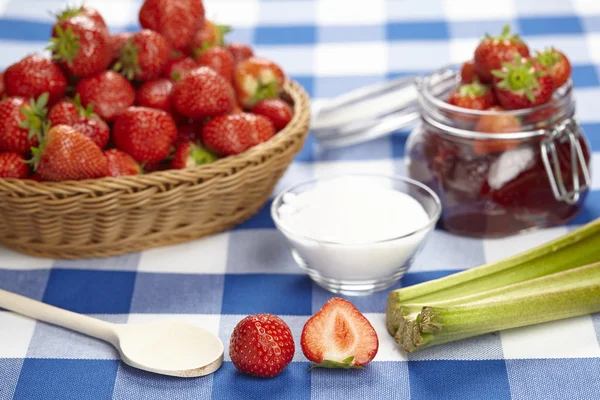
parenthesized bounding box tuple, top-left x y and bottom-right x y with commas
(1, 0, 599, 399)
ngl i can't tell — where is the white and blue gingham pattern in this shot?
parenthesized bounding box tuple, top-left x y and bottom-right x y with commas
(1, 0, 599, 399)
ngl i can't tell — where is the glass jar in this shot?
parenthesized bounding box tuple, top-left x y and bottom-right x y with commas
(406, 66, 592, 237)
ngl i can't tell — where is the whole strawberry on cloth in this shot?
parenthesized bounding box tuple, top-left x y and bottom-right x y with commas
(474, 24, 530, 84)
(48, 13, 111, 78)
(114, 29, 171, 82)
(0, 94, 48, 154)
(139, 0, 205, 51)
(301, 298, 379, 369)
(4, 55, 67, 106)
(229, 314, 295, 378)
(31, 124, 108, 181)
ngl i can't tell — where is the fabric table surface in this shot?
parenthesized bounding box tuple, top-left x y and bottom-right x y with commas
(1, 0, 599, 399)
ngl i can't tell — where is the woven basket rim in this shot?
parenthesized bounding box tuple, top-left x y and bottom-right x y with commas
(3, 79, 310, 191)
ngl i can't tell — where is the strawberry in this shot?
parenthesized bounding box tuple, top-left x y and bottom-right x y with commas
(48, 94, 109, 148)
(301, 298, 378, 368)
(172, 66, 235, 119)
(188, 20, 230, 54)
(70, 116, 110, 149)
(473, 106, 522, 155)
(104, 149, 141, 177)
(234, 57, 286, 109)
(32, 124, 108, 181)
(243, 113, 275, 146)
(170, 140, 217, 169)
(55, 5, 107, 30)
(195, 47, 234, 81)
(534, 48, 571, 90)
(48, 99, 80, 126)
(0, 95, 48, 154)
(229, 314, 295, 378)
(48, 14, 111, 78)
(76, 71, 136, 122)
(474, 25, 530, 84)
(139, 0, 205, 51)
(226, 42, 254, 65)
(163, 57, 197, 81)
(201, 114, 252, 156)
(113, 106, 177, 164)
(4, 55, 67, 106)
(251, 99, 293, 131)
(460, 59, 476, 84)
(0, 72, 4, 98)
(135, 79, 175, 115)
(175, 121, 203, 145)
(110, 32, 133, 63)
(492, 56, 554, 110)
(0, 152, 29, 179)
(447, 80, 497, 111)
(115, 29, 171, 82)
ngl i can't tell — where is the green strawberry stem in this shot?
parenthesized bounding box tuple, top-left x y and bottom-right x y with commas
(395, 263, 600, 352)
(535, 47, 562, 68)
(386, 217, 600, 336)
(309, 356, 365, 370)
(484, 24, 522, 42)
(113, 40, 141, 81)
(216, 24, 232, 46)
(54, 5, 83, 21)
(457, 78, 489, 97)
(47, 24, 80, 66)
(491, 54, 546, 102)
(19, 93, 49, 142)
(191, 143, 217, 165)
(249, 80, 281, 107)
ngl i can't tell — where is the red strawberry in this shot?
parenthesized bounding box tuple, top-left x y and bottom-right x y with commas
(201, 113, 252, 156)
(48, 99, 79, 125)
(170, 140, 216, 169)
(55, 5, 107, 30)
(163, 57, 197, 81)
(113, 106, 177, 164)
(172, 67, 235, 119)
(0, 72, 4, 98)
(4, 55, 67, 106)
(76, 71, 136, 122)
(33, 124, 108, 181)
(492, 56, 554, 110)
(0, 95, 48, 154)
(473, 106, 522, 155)
(48, 95, 109, 148)
(115, 29, 171, 82)
(136, 79, 175, 115)
(188, 20, 230, 54)
(195, 47, 234, 81)
(49, 14, 111, 78)
(139, 0, 205, 51)
(301, 298, 378, 368)
(226, 42, 254, 65)
(534, 48, 571, 90)
(251, 99, 293, 131)
(0, 152, 29, 179)
(110, 32, 133, 63)
(175, 121, 203, 145)
(447, 80, 497, 110)
(229, 314, 295, 378)
(234, 57, 286, 109)
(104, 149, 141, 177)
(460, 59, 476, 84)
(243, 113, 275, 146)
(70, 116, 110, 149)
(474, 25, 530, 84)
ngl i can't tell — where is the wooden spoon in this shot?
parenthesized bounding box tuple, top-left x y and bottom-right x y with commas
(0, 288, 223, 378)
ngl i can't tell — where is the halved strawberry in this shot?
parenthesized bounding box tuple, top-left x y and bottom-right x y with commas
(301, 298, 378, 368)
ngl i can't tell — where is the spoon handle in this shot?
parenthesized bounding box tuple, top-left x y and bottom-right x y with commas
(0, 288, 118, 345)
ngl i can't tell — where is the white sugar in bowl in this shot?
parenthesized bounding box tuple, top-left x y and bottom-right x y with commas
(271, 174, 441, 295)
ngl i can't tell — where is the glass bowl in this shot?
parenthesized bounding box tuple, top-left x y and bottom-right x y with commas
(271, 174, 441, 295)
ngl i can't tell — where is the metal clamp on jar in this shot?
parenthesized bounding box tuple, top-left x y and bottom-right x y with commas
(311, 64, 592, 238)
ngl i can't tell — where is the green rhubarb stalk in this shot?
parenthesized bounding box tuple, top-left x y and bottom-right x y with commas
(394, 263, 600, 352)
(386, 218, 600, 335)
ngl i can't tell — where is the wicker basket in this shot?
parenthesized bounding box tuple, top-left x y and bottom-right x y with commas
(0, 80, 311, 259)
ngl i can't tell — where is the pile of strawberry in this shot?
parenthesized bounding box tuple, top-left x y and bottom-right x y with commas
(229, 298, 379, 378)
(0, 0, 293, 181)
(447, 25, 571, 134)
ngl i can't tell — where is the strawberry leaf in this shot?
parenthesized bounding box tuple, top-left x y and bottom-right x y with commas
(47, 25, 80, 66)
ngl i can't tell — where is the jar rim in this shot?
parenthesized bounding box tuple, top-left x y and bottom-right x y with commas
(416, 63, 575, 140)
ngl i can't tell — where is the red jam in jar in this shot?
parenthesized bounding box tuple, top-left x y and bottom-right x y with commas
(406, 66, 591, 237)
